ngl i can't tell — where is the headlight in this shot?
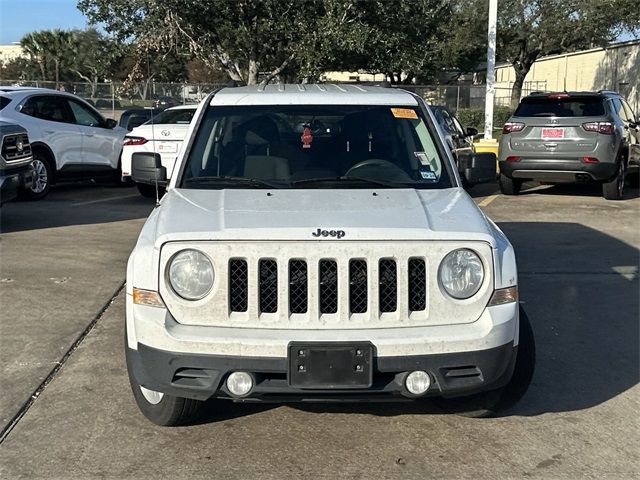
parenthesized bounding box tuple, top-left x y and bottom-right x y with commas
(439, 249, 484, 299)
(168, 249, 214, 300)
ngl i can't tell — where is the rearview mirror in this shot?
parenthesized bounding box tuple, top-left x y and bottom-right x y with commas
(131, 152, 167, 185)
(104, 118, 118, 129)
(458, 152, 496, 185)
(465, 127, 479, 137)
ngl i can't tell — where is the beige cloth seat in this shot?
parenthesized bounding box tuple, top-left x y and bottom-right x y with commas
(243, 155, 290, 180)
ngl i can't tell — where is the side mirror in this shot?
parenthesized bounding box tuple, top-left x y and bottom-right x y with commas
(465, 127, 479, 137)
(458, 152, 496, 185)
(131, 152, 167, 185)
(104, 118, 118, 129)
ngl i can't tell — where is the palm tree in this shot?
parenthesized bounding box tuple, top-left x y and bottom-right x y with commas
(21, 31, 48, 80)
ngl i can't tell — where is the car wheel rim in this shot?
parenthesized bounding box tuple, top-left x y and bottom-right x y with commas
(31, 159, 48, 194)
(139, 386, 164, 404)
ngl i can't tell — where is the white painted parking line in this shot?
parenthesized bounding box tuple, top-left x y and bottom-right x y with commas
(477, 194, 499, 207)
(71, 194, 140, 207)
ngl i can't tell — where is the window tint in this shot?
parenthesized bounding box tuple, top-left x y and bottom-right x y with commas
(0, 96, 10, 110)
(514, 97, 605, 117)
(21, 95, 71, 123)
(147, 108, 196, 125)
(68, 99, 104, 127)
(180, 104, 452, 189)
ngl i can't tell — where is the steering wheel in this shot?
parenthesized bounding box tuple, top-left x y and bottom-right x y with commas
(344, 159, 412, 181)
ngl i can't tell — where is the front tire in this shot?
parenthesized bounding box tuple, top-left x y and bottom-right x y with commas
(499, 173, 522, 195)
(602, 159, 625, 200)
(20, 154, 52, 200)
(125, 334, 202, 426)
(436, 305, 536, 418)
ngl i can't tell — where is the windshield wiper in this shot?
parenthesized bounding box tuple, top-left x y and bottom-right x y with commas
(184, 176, 282, 189)
(291, 175, 409, 188)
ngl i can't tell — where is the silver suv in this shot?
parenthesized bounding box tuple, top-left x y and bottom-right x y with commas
(498, 91, 640, 200)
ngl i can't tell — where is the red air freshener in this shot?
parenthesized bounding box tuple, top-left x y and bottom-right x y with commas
(301, 126, 313, 149)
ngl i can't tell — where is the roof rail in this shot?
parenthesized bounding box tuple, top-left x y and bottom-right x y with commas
(597, 90, 618, 95)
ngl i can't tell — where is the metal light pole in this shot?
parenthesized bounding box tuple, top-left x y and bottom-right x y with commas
(484, 0, 498, 140)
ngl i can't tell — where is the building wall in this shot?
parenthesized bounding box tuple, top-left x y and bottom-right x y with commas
(494, 40, 640, 113)
(0, 44, 27, 64)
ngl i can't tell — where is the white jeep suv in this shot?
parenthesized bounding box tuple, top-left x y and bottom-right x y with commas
(126, 85, 535, 426)
(0, 87, 125, 199)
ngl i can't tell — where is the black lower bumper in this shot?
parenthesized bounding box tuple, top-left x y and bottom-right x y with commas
(0, 165, 33, 204)
(127, 342, 517, 402)
(499, 159, 617, 182)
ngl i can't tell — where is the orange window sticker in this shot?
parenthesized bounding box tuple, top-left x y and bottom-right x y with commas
(390, 108, 418, 119)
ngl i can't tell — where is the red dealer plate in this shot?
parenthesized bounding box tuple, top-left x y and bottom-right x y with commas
(541, 128, 565, 139)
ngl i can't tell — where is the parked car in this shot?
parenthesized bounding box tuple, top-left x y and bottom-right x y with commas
(499, 91, 640, 199)
(0, 121, 34, 204)
(118, 108, 164, 132)
(125, 84, 535, 426)
(121, 105, 197, 197)
(0, 87, 126, 199)
(431, 105, 478, 159)
(153, 96, 180, 109)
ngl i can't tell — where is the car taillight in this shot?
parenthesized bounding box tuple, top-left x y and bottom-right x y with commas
(503, 122, 525, 134)
(582, 156, 599, 164)
(505, 156, 521, 162)
(549, 93, 570, 99)
(123, 136, 147, 146)
(582, 122, 614, 135)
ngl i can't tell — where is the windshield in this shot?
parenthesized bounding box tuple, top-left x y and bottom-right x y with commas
(179, 104, 452, 189)
(514, 97, 605, 117)
(147, 108, 195, 125)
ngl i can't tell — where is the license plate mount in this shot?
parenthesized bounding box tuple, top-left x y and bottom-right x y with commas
(288, 342, 373, 389)
(541, 127, 565, 139)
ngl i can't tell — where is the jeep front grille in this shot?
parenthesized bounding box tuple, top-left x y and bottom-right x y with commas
(408, 258, 427, 312)
(228, 257, 426, 316)
(228, 259, 248, 312)
(319, 260, 338, 314)
(258, 259, 278, 313)
(1, 133, 31, 163)
(288, 260, 308, 314)
(378, 259, 397, 313)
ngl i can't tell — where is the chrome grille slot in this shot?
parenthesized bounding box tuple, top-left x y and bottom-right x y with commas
(259, 259, 278, 313)
(408, 258, 426, 312)
(319, 260, 338, 314)
(228, 259, 248, 312)
(349, 259, 368, 314)
(1, 133, 31, 162)
(289, 259, 308, 314)
(378, 259, 397, 313)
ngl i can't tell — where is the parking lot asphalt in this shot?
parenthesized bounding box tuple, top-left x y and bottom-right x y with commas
(0, 181, 638, 479)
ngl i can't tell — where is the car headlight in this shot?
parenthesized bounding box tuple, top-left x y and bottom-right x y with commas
(439, 249, 484, 299)
(168, 249, 214, 300)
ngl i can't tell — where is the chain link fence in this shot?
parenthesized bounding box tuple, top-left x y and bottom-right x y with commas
(2, 79, 534, 131)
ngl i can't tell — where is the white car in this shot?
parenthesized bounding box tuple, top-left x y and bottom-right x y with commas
(126, 85, 535, 426)
(0, 87, 125, 199)
(121, 105, 196, 198)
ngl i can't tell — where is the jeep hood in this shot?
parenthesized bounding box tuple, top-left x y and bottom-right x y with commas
(142, 188, 497, 246)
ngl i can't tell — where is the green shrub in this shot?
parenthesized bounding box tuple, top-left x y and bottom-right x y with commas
(457, 106, 513, 132)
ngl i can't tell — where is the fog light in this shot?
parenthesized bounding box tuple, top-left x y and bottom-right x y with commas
(405, 370, 431, 395)
(226, 372, 254, 397)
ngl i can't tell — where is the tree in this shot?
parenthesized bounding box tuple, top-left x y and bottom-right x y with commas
(79, 0, 320, 85)
(20, 29, 78, 84)
(20, 31, 49, 80)
(497, 0, 640, 105)
(70, 28, 126, 98)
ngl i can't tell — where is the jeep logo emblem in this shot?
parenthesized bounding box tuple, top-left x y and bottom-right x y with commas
(312, 228, 345, 239)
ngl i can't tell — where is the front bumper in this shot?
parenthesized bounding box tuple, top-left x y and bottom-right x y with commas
(499, 159, 617, 182)
(127, 340, 517, 402)
(0, 164, 34, 204)
(126, 297, 519, 402)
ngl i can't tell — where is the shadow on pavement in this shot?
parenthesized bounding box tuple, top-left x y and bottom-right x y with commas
(520, 180, 640, 199)
(196, 221, 638, 421)
(0, 183, 154, 233)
